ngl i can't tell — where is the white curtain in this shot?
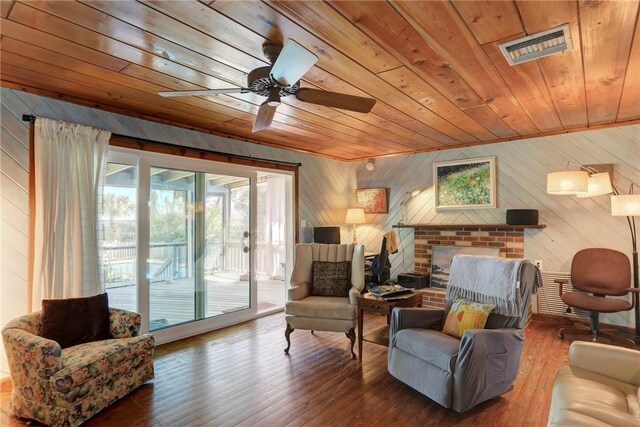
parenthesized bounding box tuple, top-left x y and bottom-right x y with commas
(262, 176, 287, 278)
(31, 118, 110, 310)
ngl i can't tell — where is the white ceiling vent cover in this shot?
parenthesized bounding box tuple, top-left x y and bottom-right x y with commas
(499, 24, 572, 66)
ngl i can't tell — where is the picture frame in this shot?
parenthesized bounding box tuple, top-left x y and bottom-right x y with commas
(430, 245, 500, 289)
(356, 187, 388, 214)
(433, 156, 496, 210)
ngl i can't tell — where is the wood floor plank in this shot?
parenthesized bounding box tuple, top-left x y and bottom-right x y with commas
(2, 313, 594, 427)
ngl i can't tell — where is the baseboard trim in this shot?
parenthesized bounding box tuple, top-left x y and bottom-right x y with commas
(532, 313, 635, 334)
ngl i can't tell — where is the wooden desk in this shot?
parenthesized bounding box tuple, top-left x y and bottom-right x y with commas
(356, 292, 423, 363)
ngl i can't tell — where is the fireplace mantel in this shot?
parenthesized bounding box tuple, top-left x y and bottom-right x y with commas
(398, 223, 543, 285)
(393, 223, 546, 230)
(395, 223, 544, 311)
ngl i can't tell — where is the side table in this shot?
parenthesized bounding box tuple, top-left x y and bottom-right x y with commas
(356, 292, 423, 363)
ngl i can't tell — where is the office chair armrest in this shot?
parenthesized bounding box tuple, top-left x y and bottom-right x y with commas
(287, 282, 311, 301)
(555, 279, 567, 298)
(627, 288, 640, 309)
(568, 341, 640, 387)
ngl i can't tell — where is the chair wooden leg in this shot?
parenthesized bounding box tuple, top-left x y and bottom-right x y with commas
(284, 323, 294, 354)
(346, 328, 356, 360)
(310, 330, 314, 335)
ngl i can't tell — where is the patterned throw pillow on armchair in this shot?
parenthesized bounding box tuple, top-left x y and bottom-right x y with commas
(311, 261, 351, 297)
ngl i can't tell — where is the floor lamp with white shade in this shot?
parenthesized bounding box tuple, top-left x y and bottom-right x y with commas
(547, 165, 640, 343)
(611, 192, 640, 343)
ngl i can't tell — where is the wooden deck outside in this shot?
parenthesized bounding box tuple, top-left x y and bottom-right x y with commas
(107, 274, 285, 329)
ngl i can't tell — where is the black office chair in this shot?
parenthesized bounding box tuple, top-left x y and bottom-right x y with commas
(365, 237, 391, 288)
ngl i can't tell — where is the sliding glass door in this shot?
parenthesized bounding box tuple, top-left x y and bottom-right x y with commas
(146, 165, 254, 331)
(104, 149, 262, 341)
(147, 167, 196, 329)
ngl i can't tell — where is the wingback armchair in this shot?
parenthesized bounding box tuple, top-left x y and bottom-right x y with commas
(388, 259, 541, 412)
(284, 243, 365, 358)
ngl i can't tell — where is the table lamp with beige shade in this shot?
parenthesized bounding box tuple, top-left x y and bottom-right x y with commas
(345, 208, 366, 243)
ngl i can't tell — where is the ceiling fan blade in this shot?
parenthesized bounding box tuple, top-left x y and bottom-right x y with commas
(252, 102, 277, 132)
(270, 39, 318, 87)
(295, 88, 376, 113)
(158, 88, 247, 97)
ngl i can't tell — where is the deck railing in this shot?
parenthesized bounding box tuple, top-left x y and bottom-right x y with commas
(103, 240, 285, 288)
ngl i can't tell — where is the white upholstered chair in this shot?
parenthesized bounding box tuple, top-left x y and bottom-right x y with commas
(284, 243, 365, 359)
(548, 341, 640, 426)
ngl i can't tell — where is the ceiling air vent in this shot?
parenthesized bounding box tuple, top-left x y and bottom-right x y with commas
(498, 24, 572, 66)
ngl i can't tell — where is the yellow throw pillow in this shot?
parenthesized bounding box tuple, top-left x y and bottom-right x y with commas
(442, 298, 494, 338)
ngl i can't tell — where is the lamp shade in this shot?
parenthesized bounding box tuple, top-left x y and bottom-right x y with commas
(611, 194, 640, 216)
(576, 172, 613, 198)
(345, 208, 366, 224)
(546, 171, 589, 195)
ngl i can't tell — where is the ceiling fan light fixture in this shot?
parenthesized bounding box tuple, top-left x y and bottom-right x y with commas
(266, 87, 281, 107)
(158, 38, 376, 132)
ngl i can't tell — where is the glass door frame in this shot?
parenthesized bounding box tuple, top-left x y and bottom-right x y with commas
(108, 147, 287, 345)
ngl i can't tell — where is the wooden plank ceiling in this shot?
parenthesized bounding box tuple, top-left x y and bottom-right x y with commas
(1, 0, 639, 161)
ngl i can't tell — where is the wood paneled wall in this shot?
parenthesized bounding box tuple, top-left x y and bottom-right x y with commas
(1, 91, 30, 380)
(354, 124, 639, 328)
(0, 87, 356, 376)
(1, 87, 638, 375)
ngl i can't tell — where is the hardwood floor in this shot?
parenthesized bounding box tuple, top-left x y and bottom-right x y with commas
(1, 313, 575, 427)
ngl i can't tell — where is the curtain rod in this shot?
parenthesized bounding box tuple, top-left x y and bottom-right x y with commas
(22, 114, 302, 168)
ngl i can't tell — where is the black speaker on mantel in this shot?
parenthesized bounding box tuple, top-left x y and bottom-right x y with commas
(506, 209, 539, 225)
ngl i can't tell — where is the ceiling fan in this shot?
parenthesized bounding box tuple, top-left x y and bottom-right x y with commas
(158, 39, 377, 132)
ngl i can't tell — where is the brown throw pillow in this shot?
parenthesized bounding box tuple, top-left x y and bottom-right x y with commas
(41, 293, 112, 349)
(312, 261, 351, 297)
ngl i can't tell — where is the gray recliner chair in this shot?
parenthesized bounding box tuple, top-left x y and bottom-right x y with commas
(388, 259, 540, 413)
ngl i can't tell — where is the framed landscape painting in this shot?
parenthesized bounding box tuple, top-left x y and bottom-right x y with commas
(356, 188, 388, 213)
(434, 157, 496, 210)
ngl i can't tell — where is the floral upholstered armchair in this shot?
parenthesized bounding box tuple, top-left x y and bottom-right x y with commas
(2, 308, 155, 427)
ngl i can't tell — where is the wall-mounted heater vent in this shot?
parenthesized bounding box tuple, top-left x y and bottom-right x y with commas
(536, 271, 589, 321)
(499, 24, 572, 66)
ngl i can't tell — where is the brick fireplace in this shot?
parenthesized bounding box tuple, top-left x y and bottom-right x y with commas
(394, 224, 545, 309)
